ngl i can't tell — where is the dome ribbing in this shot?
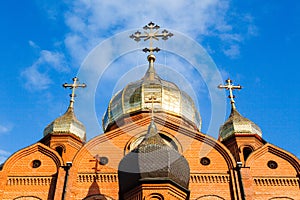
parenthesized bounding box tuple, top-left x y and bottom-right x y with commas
(102, 57, 201, 132)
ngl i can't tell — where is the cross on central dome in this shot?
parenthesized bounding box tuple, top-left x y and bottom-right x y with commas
(102, 22, 201, 132)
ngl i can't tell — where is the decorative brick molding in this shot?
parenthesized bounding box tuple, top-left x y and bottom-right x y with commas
(190, 174, 230, 184)
(253, 177, 299, 187)
(7, 176, 56, 186)
(77, 173, 118, 183)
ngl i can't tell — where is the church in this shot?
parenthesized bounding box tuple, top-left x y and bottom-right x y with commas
(0, 22, 299, 200)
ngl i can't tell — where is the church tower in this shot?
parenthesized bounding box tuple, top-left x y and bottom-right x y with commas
(218, 78, 264, 164)
(41, 77, 87, 163)
(109, 22, 192, 199)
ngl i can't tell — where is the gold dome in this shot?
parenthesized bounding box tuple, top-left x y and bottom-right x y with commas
(102, 55, 201, 132)
(43, 107, 86, 141)
(219, 107, 262, 141)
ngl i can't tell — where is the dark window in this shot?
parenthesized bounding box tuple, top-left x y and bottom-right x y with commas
(99, 157, 109, 165)
(32, 160, 41, 168)
(267, 160, 278, 169)
(243, 147, 253, 161)
(200, 157, 210, 166)
(55, 146, 63, 156)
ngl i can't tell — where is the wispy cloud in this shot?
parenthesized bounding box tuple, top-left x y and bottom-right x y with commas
(21, 65, 52, 91)
(22, 0, 256, 136)
(0, 124, 12, 134)
(0, 149, 10, 164)
(25, 0, 257, 92)
(223, 44, 240, 58)
(21, 43, 69, 91)
(62, 0, 256, 64)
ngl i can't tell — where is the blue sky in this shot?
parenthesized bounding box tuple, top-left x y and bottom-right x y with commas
(0, 0, 299, 163)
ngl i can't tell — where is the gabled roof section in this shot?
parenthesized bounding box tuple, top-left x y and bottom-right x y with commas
(1, 142, 63, 172)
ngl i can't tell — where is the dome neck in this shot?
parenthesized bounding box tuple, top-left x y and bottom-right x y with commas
(229, 105, 239, 117)
(145, 54, 156, 81)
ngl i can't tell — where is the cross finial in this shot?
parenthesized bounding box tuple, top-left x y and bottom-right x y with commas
(218, 78, 242, 109)
(63, 77, 86, 108)
(148, 95, 157, 119)
(130, 22, 173, 55)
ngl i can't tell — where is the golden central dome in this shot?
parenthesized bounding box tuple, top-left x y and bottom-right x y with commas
(102, 55, 201, 132)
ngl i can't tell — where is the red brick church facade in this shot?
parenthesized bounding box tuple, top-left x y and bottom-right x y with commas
(0, 24, 299, 200)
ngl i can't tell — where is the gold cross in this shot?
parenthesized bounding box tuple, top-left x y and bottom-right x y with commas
(130, 22, 173, 54)
(218, 78, 242, 109)
(63, 77, 86, 108)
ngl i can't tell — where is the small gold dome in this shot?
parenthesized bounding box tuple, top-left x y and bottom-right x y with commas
(102, 59, 201, 132)
(219, 107, 262, 141)
(43, 107, 86, 141)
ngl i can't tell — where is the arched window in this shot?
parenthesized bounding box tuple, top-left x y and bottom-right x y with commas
(126, 133, 179, 154)
(55, 146, 63, 157)
(243, 146, 253, 161)
(147, 193, 164, 200)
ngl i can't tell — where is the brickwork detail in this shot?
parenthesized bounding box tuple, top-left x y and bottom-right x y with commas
(77, 173, 118, 183)
(1, 111, 299, 199)
(253, 177, 299, 187)
(190, 174, 230, 184)
(6, 176, 56, 186)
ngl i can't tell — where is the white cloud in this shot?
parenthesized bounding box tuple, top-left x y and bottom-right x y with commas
(21, 65, 52, 91)
(25, 0, 257, 92)
(0, 149, 10, 164)
(39, 50, 68, 72)
(28, 40, 39, 49)
(21, 47, 69, 91)
(62, 0, 255, 64)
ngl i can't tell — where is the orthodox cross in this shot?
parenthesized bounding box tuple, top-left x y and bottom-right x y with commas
(218, 78, 242, 109)
(63, 77, 86, 108)
(130, 22, 173, 54)
(89, 155, 101, 173)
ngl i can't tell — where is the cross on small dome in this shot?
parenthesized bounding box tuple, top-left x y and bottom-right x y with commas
(218, 78, 242, 109)
(63, 77, 86, 108)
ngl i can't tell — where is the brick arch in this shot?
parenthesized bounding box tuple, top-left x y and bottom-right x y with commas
(14, 196, 42, 200)
(246, 143, 300, 173)
(73, 116, 235, 170)
(146, 193, 164, 200)
(123, 130, 183, 155)
(193, 134, 235, 169)
(240, 144, 255, 152)
(153, 115, 235, 169)
(51, 143, 66, 153)
(82, 194, 114, 200)
(1, 142, 63, 171)
(195, 194, 225, 199)
(241, 145, 254, 162)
